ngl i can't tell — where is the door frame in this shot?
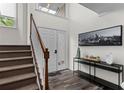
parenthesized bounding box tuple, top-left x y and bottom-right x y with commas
(38, 26, 69, 71)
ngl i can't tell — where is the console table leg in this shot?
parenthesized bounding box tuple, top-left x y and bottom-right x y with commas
(89, 62, 91, 82)
(78, 59, 79, 71)
(122, 65, 124, 82)
(118, 67, 120, 89)
(73, 58, 74, 75)
(78, 59, 79, 75)
(94, 63, 96, 79)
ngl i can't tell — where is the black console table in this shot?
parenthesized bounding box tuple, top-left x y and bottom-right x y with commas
(73, 57, 124, 90)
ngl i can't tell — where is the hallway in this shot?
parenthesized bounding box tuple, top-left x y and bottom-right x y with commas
(49, 70, 102, 90)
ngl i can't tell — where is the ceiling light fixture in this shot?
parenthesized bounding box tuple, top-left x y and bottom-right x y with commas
(41, 7, 48, 12)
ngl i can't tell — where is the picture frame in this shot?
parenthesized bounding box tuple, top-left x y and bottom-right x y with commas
(78, 25, 123, 46)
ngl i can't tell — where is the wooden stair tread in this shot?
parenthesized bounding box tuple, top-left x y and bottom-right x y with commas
(0, 45, 30, 47)
(16, 83, 39, 90)
(0, 56, 32, 61)
(0, 64, 34, 72)
(0, 50, 31, 53)
(0, 45, 40, 90)
(0, 73, 36, 85)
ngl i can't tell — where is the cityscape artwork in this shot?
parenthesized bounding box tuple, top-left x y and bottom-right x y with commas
(78, 25, 122, 46)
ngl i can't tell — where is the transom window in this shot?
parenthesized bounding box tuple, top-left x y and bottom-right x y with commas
(36, 3, 66, 18)
(0, 4, 16, 28)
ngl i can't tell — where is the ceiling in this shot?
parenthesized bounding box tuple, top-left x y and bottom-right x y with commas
(80, 3, 124, 15)
(38, 3, 64, 11)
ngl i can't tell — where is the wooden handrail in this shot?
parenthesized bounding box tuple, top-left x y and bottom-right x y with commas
(30, 13, 49, 90)
(30, 14, 46, 53)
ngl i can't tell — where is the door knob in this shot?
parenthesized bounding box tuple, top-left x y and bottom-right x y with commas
(54, 50, 57, 54)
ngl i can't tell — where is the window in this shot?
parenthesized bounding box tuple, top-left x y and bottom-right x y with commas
(36, 3, 66, 18)
(0, 4, 16, 28)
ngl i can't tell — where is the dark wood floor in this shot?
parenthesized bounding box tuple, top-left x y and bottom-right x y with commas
(49, 69, 103, 90)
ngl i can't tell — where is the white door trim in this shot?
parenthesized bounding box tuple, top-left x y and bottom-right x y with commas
(38, 26, 67, 32)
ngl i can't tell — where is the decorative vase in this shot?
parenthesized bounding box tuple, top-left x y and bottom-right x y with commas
(121, 82, 124, 89)
(76, 47, 80, 58)
(104, 53, 113, 64)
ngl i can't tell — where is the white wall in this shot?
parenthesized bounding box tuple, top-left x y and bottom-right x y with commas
(0, 4, 27, 45)
(69, 3, 124, 85)
(0, 3, 16, 17)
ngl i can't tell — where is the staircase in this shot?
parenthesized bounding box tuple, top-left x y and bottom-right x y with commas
(0, 45, 40, 90)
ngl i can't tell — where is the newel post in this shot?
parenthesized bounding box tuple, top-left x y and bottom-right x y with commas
(44, 48, 49, 90)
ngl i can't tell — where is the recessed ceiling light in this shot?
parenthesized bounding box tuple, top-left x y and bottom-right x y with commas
(47, 3, 50, 8)
(41, 7, 48, 12)
(48, 10, 56, 14)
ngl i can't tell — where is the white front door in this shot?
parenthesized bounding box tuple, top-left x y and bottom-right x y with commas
(39, 28, 57, 73)
(38, 27, 66, 73)
(57, 31, 66, 70)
